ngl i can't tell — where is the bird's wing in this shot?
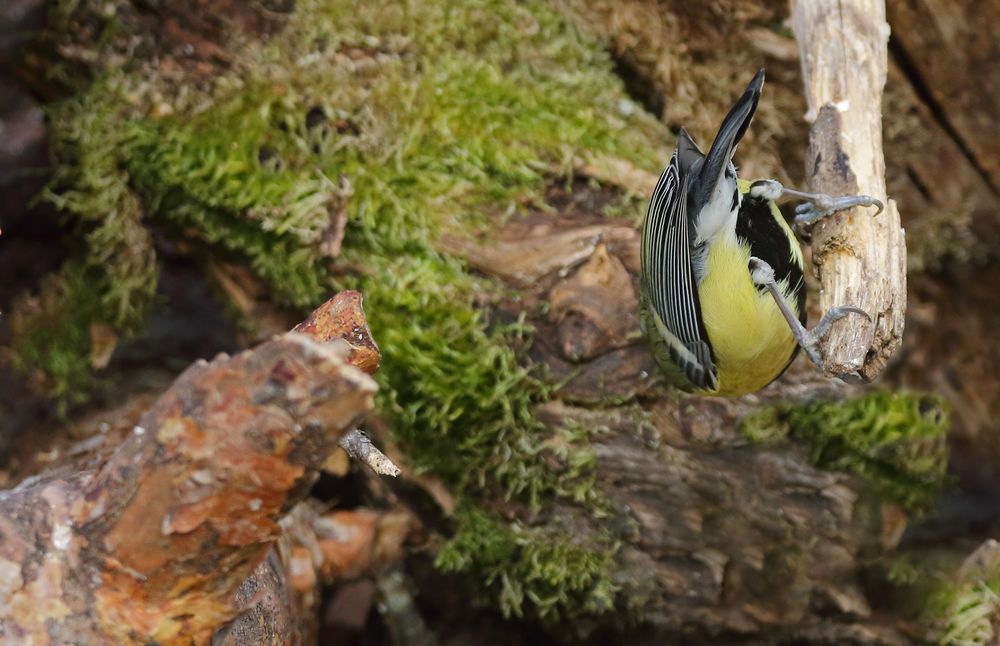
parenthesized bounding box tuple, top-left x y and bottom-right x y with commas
(641, 154, 719, 390)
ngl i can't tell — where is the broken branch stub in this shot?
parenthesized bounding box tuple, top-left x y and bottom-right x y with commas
(292, 290, 381, 374)
(792, 0, 907, 381)
(292, 290, 399, 476)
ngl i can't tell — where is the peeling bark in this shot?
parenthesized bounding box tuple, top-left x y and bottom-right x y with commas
(0, 293, 378, 644)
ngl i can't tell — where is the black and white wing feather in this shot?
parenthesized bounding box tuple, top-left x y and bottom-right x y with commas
(640, 154, 718, 390)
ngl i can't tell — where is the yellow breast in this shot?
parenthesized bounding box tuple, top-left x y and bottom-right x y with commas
(696, 234, 798, 396)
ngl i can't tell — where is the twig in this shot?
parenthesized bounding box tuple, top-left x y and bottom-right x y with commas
(291, 292, 399, 477)
(792, 0, 907, 381)
(339, 428, 401, 477)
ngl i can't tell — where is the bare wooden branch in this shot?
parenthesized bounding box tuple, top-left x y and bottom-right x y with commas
(338, 429, 401, 477)
(791, 0, 907, 381)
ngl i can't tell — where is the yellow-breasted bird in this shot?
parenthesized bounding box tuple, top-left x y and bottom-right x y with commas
(639, 69, 882, 396)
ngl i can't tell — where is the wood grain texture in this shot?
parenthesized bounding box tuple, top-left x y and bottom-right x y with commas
(792, 0, 907, 381)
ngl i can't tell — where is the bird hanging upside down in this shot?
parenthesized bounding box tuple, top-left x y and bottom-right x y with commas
(639, 69, 883, 396)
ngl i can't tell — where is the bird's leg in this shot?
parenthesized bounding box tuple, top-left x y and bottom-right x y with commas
(748, 179, 883, 236)
(748, 257, 871, 369)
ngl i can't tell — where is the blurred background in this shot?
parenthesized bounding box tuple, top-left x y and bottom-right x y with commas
(1, 0, 999, 643)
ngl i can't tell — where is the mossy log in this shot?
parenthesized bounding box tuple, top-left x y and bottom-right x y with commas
(0, 0, 990, 642)
(438, 208, 947, 643)
(0, 286, 948, 644)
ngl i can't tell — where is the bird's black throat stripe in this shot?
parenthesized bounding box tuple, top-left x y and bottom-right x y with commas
(735, 194, 807, 326)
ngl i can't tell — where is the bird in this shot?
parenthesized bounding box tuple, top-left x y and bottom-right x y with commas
(639, 68, 882, 396)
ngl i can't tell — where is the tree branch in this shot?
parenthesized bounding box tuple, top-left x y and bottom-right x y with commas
(792, 0, 907, 381)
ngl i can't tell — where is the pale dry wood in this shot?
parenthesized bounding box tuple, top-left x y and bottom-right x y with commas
(338, 428, 401, 477)
(791, 0, 907, 381)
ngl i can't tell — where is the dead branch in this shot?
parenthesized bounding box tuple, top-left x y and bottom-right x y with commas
(0, 292, 378, 644)
(218, 291, 404, 644)
(792, 0, 907, 381)
(290, 291, 399, 477)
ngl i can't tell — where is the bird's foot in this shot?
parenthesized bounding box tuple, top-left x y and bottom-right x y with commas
(748, 256, 871, 369)
(793, 193, 883, 226)
(748, 179, 883, 239)
(797, 305, 872, 368)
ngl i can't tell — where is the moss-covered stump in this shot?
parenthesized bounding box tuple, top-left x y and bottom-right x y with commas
(1, 0, 967, 643)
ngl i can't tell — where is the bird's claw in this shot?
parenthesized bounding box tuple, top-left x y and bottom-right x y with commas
(793, 193, 884, 229)
(800, 305, 872, 369)
(753, 180, 884, 241)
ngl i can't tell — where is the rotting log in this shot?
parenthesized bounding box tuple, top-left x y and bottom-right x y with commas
(218, 291, 405, 644)
(0, 292, 378, 644)
(444, 205, 947, 643)
(791, 0, 907, 381)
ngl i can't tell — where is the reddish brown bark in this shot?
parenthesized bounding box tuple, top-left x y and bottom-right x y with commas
(0, 292, 378, 644)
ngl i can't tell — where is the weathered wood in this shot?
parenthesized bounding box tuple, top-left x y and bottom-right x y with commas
(0, 293, 378, 644)
(791, 0, 907, 381)
(447, 202, 939, 643)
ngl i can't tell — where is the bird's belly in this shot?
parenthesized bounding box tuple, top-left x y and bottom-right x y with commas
(697, 238, 797, 396)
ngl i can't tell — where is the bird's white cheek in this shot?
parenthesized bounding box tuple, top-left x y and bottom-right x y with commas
(694, 179, 739, 245)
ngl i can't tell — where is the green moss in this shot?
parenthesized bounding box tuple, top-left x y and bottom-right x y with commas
(29, 0, 669, 624)
(929, 576, 1000, 645)
(740, 392, 950, 514)
(42, 87, 158, 333)
(436, 508, 622, 627)
(887, 553, 926, 587)
(11, 262, 109, 407)
(886, 548, 1000, 645)
(13, 88, 157, 405)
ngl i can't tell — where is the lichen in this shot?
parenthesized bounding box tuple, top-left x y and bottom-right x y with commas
(24, 0, 667, 624)
(740, 391, 950, 514)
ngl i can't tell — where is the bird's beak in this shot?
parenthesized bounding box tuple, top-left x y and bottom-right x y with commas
(700, 69, 765, 195)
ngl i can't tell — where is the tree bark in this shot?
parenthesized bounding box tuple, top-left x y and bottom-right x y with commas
(0, 293, 377, 644)
(884, 0, 1000, 195)
(791, 0, 907, 381)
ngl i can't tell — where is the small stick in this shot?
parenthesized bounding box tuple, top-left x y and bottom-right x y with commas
(292, 291, 399, 477)
(339, 428, 401, 477)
